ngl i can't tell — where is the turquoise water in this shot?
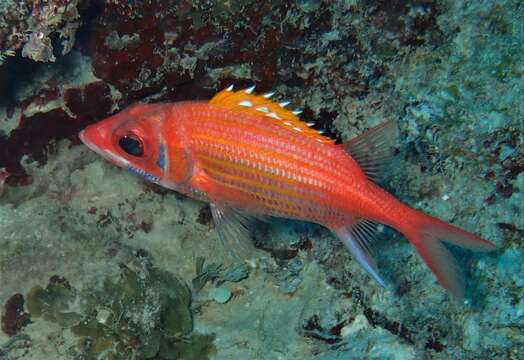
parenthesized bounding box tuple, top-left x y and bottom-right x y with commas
(0, 1, 522, 359)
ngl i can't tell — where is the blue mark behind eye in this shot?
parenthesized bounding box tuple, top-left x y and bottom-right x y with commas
(128, 166, 159, 183)
(156, 144, 166, 170)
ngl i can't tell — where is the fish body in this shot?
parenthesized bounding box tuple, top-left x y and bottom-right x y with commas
(79, 87, 496, 297)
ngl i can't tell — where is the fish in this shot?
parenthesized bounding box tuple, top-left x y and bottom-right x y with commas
(79, 85, 497, 298)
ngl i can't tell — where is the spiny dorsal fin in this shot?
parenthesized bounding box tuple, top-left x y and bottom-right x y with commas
(209, 86, 334, 144)
(342, 121, 397, 182)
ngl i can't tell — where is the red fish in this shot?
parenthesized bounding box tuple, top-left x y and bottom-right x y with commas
(79, 86, 496, 298)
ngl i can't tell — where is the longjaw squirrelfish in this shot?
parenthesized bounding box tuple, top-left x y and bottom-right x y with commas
(79, 86, 496, 298)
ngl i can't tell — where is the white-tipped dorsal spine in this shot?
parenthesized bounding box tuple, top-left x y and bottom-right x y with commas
(266, 112, 281, 120)
(239, 100, 253, 107)
(222, 87, 318, 137)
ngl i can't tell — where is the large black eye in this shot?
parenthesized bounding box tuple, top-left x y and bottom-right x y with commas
(119, 134, 144, 156)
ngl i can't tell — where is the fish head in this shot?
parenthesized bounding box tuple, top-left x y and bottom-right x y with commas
(79, 103, 172, 185)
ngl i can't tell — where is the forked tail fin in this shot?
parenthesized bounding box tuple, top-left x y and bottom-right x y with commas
(400, 211, 497, 298)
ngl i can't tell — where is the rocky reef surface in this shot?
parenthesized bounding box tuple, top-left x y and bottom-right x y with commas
(0, 1, 522, 359)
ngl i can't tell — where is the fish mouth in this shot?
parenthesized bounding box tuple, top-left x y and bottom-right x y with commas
(78, 129, 104, 157)
(78, 129, 130, 168)
(78, 130, 87, 146)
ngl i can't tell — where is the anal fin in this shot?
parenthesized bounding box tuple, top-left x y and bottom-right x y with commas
(209, 203, 257, 259)
(334, 219, 387, 287)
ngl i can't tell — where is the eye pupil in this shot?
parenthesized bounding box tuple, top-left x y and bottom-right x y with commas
(119, 135, 144, 156)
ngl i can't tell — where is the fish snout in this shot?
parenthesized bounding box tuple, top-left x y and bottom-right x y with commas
(78, 129, 86, 143)
(78, 124, 111, 154)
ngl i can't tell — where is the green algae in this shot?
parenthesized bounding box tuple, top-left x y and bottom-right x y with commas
(158, 333, 216, 360)
(25, 266, 215, 359)
(192, 256, 250, 293)
(209, 286, 233, 304)
(25, 278, 82, 327)
(192, 256, 223, 292)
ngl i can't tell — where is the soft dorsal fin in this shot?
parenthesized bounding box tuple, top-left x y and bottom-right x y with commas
(341, 121, 397, 182)
(209, 86, 333, 144)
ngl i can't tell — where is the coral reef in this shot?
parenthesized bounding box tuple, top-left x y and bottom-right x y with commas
(0, 52, 116, 185)
(0, 0, 523, 359)
(22, 266, 215, 359)
(0, 0, 83, 64)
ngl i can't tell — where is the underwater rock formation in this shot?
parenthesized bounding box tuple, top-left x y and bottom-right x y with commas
(0, 0, 82, 64)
